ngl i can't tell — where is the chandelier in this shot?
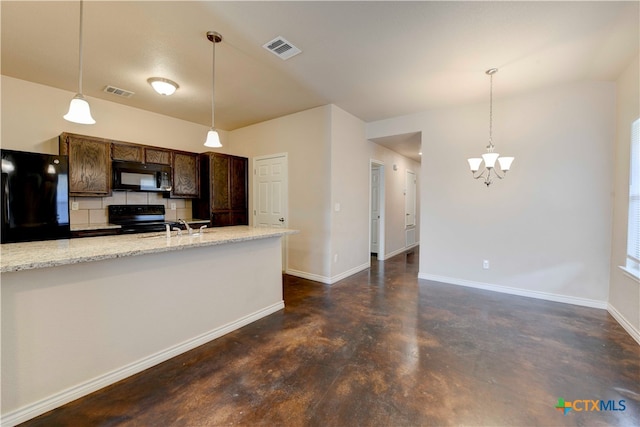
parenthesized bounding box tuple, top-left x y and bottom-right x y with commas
(467, 68, 514, 186)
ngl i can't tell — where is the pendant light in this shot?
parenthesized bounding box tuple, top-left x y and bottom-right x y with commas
(204, 31, 223, 148)
(64, 0, 95, 125)
(467, 68, 514, 186)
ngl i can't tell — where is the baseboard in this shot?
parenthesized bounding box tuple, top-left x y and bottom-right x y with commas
(607, 303, 640, 345)
(286, 269, 331, 284)
(381, 245, 417, 261)
(418, 273, 608, 309)
(1, 301, 285, 427)
(287, 261, 371, 285)
(329, 262, 371, 284)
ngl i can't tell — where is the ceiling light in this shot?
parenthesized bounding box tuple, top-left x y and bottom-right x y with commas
(204, 31, 223, 148)
(64, 0, 95, 125)
(467, 68, 514, 186)
(148, 77, 179, 96)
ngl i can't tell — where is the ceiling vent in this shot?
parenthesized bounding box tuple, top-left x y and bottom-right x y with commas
(262, 36, 301, 60)
(103, 85, 135, 98)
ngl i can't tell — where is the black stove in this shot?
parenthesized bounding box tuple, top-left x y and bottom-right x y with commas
(108, 204, 180, 234)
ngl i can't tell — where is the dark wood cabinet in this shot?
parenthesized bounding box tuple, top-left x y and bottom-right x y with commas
(193, 152, 248, 226)
(60, 133, 112, 197)
(111, 142, 143, 162)
(171, 151, 200, 198)
(145, 148, 171, 165)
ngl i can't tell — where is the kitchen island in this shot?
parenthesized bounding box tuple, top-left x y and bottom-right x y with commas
(1, 226, 297, 425)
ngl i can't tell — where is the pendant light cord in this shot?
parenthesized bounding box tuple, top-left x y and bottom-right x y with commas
(488, 72, 493, 148)
(211, 33, 216, 128)
(77, 0, 85, 94)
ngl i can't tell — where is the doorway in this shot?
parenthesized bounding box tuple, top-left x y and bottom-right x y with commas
(370, 160, 385, 260)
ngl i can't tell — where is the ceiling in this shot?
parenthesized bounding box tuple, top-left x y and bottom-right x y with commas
(2, 1, 638, 162)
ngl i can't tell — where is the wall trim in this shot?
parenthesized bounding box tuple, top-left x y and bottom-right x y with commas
(286, 268, 331, 284)
(607, 303, 640, 345)
(287, 261, 371, 285)
(380, 243, 418, 261)
(418, 273, 608, 309)
(1, 301, 285, 427)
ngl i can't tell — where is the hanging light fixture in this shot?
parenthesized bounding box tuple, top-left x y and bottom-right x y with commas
(148, 77, 179, 96)
(467, 68, 514, 186)
(64, 0, 95, 125)
(204, 31, 223, 148)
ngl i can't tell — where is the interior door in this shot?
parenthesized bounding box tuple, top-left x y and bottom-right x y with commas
(255, 155, 288, 227)
(371, 166, 381, 254)
(405, 170, 416, 227)
(254, 154, 289, 269)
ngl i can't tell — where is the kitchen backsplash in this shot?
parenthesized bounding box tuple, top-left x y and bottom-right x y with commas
(69, 192, 192, 226)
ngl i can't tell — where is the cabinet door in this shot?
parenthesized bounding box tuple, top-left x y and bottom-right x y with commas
(171, 152, 199, 198)
(111, 143, 143, 162)
(211, 154, 230, 210)
(230, 156, 248, 211)
(60, 133, 111, 197)
(145, 148, 171, 165)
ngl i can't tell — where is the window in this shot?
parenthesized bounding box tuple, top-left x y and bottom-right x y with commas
(625, 118, 640, 279)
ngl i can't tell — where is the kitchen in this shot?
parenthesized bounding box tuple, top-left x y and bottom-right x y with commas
(3, 1, 637, 426)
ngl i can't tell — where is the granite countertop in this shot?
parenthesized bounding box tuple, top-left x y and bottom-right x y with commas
(1, 226, 298, 273)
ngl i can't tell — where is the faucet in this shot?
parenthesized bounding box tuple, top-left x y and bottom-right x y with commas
(178, 219, 193, 235)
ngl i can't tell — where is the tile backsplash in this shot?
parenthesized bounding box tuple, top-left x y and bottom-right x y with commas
(69, 191, 192, 225)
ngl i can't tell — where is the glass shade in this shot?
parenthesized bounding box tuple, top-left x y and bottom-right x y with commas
(467, 158, 483, 172)
(63, 94, 95, 124)
(148, 78, 178, 96)
(498, 156, 514, 171)
(204, 128, 222, 148)
(482, 152, 500, 169)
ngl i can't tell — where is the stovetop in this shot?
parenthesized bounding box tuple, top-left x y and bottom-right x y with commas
(108, 204, 181, 234)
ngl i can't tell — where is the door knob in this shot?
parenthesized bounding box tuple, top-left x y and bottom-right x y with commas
(279, 218, 285, 222)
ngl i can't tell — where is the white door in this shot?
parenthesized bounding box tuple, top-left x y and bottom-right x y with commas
(405, 170, 416, 227)
(371, 166, 381, 254)
(255, 154, 288, 228)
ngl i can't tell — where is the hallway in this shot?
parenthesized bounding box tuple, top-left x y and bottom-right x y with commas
(23, 249, 639, 426)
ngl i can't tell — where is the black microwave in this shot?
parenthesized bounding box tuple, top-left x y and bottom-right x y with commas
(112, 161, 172, 192)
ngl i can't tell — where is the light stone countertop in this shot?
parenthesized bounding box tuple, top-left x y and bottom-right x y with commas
(0, 226, 298, 273)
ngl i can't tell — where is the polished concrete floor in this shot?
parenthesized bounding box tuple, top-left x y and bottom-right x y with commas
(22, 249, 639, 426)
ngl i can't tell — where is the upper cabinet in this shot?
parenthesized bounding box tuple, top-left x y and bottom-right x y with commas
(59, 133, 112, 197)
(171, 151, 200, 199)
(111, 142, 143, 162)
(145, 148, 171, 165)
(59, 133, 201, 198)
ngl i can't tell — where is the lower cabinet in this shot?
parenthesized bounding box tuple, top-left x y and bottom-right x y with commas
(193, 152, 248, 227)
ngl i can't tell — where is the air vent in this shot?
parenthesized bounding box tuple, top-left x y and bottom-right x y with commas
(262, 36, 301, 60)
(103, 85, 135, 98)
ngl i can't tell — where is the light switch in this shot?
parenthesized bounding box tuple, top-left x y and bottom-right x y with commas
(334, 203, 341, 212)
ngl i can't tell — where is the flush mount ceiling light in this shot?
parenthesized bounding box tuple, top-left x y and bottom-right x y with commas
(148, 77, 179, 96)
(204, 31, 223, 148)
(467, 68, 514, 187)
(64, 0, 95, 125)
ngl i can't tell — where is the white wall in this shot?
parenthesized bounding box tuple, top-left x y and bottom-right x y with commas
(609, 55, 640, 342)
(228, 106, 333, 280)
(329, 105, 371, 280)
(367, 81, 616, 307)
(1, 76, 227, 154)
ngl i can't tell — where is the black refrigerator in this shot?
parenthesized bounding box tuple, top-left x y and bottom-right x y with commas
(1, 149, 71, 243)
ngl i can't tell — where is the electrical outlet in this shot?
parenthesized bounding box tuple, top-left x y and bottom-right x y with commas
(170, 203, 176, 210)
(483, 260, 490, 269)
(71, 201, 79, 211)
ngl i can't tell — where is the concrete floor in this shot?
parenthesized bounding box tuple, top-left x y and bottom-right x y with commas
(22, 249, 640, 426)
